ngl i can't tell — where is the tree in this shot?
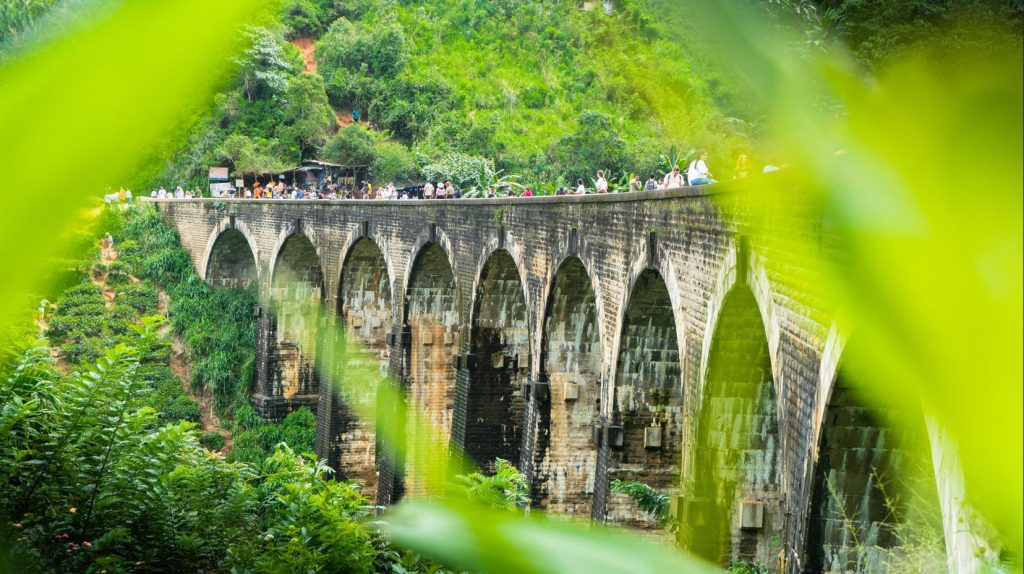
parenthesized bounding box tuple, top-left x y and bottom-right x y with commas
(322, 123, 377, 169)
(315, 16, 408, 119)
(234, 26, 296, 101)
(552, 110, 629, 182)
(277, 72, 335, 161)
(370, 140, 416, 183)
(217, 133, 289, 176)
(421, 153, 495, 191)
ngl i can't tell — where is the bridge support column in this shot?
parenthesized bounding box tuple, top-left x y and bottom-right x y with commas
(376, 323, 410, 505)
(251, 305, 320, 421)
(520, 376, 550, 505)
(591, 413, 612, 522)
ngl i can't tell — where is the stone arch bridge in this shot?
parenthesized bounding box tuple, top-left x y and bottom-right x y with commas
(151, 187, 942, 573)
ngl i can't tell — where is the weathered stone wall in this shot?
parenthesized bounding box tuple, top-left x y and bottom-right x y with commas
(687, 285, 781, 566)
(150, 180, 939, 572)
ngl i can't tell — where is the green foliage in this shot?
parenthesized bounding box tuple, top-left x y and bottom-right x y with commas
(817, 0, 1023, 70)
(315, 15, 409, 116)
(453, 459, 528, 511)
(421, 152, 495, 191)
(227, 446, 377, 573)
(323, 122, 378, 167)
(727, 560, 772, 574)
(0, 337, 375, 572)
(323, 123, 417, 182)
(141, 364, 201, 424)
(610, 479, 676, 531)
(217, 133, 292, 177)
(0, 0, 56, 47)
(235, 26, 296, 102)
(115, 280, 157, 314)
(229, 407, 317, 465)
(371, 138, 417, 182)
(200, 431, 226, 451)
(277, 72, 336, 160)
(282, 0, 338, 38)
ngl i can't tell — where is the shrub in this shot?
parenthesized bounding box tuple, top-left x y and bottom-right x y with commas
(200, 432, 226, 451)
(116, 280, 158, 314)
(103, 260, 133, 285)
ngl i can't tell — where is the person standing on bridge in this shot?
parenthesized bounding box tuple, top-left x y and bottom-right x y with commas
(423, 181, 434, 200)
(596, 170, 608, 193)
(664, 165, 686, 189)
(645, 175, 658, 191)
(575, 179, 586, 194)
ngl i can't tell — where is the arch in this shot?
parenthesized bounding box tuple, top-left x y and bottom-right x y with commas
(802, 352, 945, 573)
(338, 237, 394, 345)
(400, 241, 460, 498)
(205, 228, 258, 290)
(335, 225, 396, 313)
(697, 244, 783, 414)
(530, 256, 603, 515)
(606, 268, 684, 529)
(687, 283, 781, 566)
(463, 249, 530, 471)
(398, 225, 461, 325)
(199, 217, 260, 287)
(266, 232, 325, 403)
(320, 236, 394, 499)
(268, 224, 327, 298)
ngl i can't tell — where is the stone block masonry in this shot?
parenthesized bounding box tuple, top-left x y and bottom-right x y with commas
(150, 181, 947, 573)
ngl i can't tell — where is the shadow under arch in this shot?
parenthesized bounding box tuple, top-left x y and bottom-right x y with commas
(203, 225, 259, 290)
(261, 232, 325, 418)
(686, 282, 781, 566)
(802, 345, 945, 573)
(606, 267, 684, 530)
(462, 248, 530, 472)
(316, 236, 393, 499)
(529, 255, 603, 517)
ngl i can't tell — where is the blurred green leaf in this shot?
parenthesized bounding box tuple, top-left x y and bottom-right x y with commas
(689, 0, 1023, 553)
(384, 499, 720, 574)
(0, 0, 276, 328)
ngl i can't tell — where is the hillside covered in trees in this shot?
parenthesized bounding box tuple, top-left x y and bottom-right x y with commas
(5, 0, 1020, 192)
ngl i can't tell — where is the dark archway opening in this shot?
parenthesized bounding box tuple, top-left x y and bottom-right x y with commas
(318, 238, 392, 499)
(609, 269, 683, 529)
(532, 257, 602, 515)
(263, 233, 324, 417)
(206, 229, 257, 290)
(465, 250, 529, 471)
(803, 363, 944, 573)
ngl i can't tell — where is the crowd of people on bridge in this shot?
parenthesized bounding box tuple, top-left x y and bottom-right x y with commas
(131, 149, 781, 202)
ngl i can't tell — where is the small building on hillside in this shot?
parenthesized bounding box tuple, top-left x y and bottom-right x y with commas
(283, 160, 361, 190)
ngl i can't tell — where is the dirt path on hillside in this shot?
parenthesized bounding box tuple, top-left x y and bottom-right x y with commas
(292, 38, 317, 73)
(43, 239, 234, 456)
(157, 293, 234, 456)
(292, 37, 353, 130)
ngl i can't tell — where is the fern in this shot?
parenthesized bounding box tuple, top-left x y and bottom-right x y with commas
(610, 479, 675, 530)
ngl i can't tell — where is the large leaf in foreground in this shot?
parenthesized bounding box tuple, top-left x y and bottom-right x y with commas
(384, 499, 720, 574)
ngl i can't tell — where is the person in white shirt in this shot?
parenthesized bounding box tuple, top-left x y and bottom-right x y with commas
(423, 181, 434, 199)
(575, 179, 586, 194)
(595, 170, 608, 193)
(664, 166, 685, 189)
(687, 150, 717, 185)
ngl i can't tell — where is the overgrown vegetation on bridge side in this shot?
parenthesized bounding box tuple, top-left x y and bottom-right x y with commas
(0, 205, 421, 572)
